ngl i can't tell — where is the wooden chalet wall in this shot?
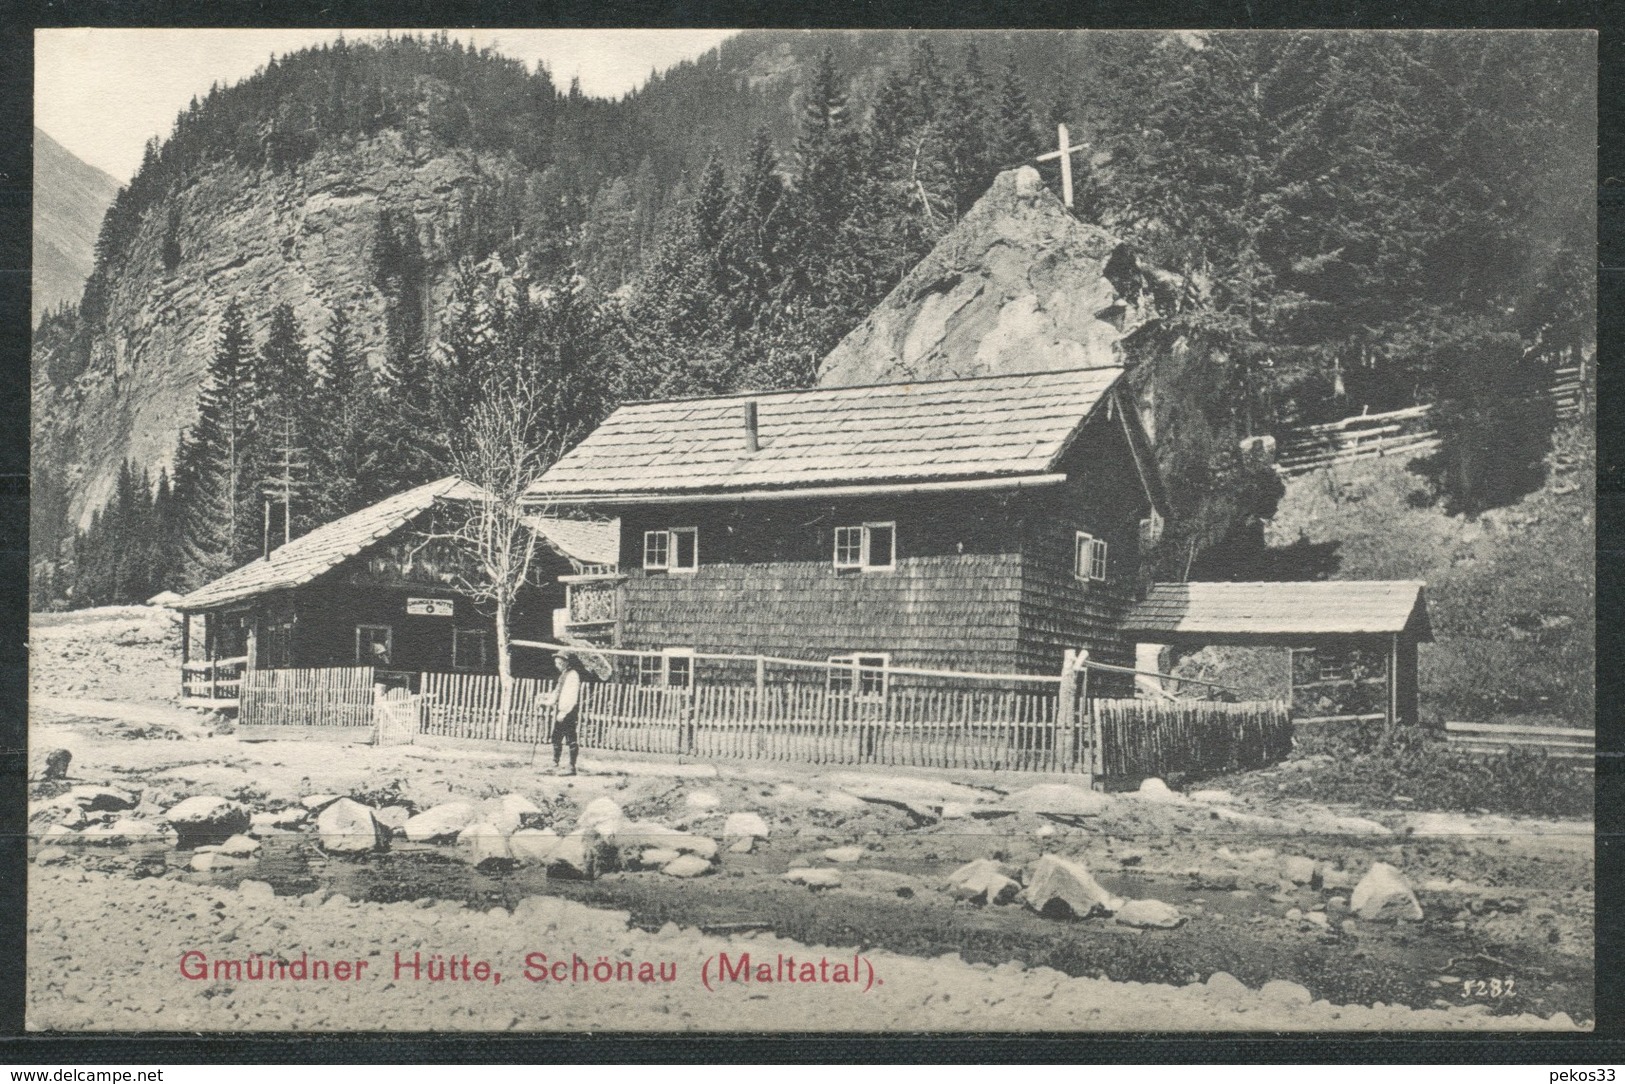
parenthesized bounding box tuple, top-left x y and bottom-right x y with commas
(616, 491, 1027, 678)
(1015, 409, 1150, 690)
(613, 409, 1152, 684)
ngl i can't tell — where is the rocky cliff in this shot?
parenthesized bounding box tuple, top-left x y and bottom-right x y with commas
(32, 129, 121, 325)
(33, 132, 522, 527)
(817, 167, 1163, 387)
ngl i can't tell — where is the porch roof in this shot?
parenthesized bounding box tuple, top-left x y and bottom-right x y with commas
(1123, 581, 1432, 644)
(527, 366, 1124, 501)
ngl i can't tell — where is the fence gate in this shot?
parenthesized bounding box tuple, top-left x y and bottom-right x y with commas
(374, 688, 423, 746)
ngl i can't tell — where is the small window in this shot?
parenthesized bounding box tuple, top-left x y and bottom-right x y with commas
(1075, 532, 1108, 582)
(453, 627, 490, 671)
(833, 522, 896, 570)
(670, 528, 698, 572)
(356, 624, 392, 666)
(643, 528, 698, 572)
(664, 648, 694, 689)
(828, 653, 889, 700)
(638, 649, 694, 688)
(643, 530, 670, 570)
(261, 619, 293, 669)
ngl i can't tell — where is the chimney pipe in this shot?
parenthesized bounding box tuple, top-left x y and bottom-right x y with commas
(743, 400, 759, 453)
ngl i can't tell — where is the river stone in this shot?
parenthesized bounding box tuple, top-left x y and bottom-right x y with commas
(1114, 899, 1186, 929)
(1281, 856, 1318, 885)
(459, 821, 515, 869)
(1350, 862, 1424, 921)
(1205, 971, 1249, 998)
(214, 834, 261, 857)
(1136, 777, 1179, 803)
(29, 797, 89, 831)
(403, 800, 478, 843)
(723, 811, 772, 840)
(947, 859, 1020, 906)
(669, 834, 719, 860)
(684, 790, 722, 812)
(639, 847, 683, 869)
(375, 805, 413, 833)
(1023, 854, 1124, 919)
(1259, 979, 1314, 1006)
(40, 748, 71, 781)
(547, 831, 597, 879)
(35, 846, 70, 865)
(1006, 783, 1107, 817)
(728, 836, 755, 854)
(661, 854, 713, 878)
(65, 784, 139, 812)
(163, 796, 251, 848)
(480, 794, 541, 835)
(576, 797, 623, 832)
(316, 798, 389, 855)
(509, 827, 559, 865)
(823, 845, 865, 863)
(300, 794, 343, 812)
(782, 867, 842, 889)
(1320, 867, 1356, 891)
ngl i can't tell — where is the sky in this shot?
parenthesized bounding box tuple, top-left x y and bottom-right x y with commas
(36, 28, 737, 183)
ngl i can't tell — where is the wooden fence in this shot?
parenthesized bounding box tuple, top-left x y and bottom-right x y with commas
(1444, 720, 1594, 765)
(1274, 368, 1589, 476)
(238, 666, 376, 737)
(1094, 698, 1293, 779)
(181, 655, 247, 704)
(231, 666, 1294, 779)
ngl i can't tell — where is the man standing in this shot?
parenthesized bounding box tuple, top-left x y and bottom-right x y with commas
(546, 652, 583, 775)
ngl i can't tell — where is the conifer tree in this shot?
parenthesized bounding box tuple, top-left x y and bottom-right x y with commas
(252, 304, 316, 545)
(180, 299, 257, 583)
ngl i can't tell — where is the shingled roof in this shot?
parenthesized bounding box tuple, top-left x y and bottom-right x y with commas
(1124, 581, 1432, 642)
(174, 477, 619, 611)
(528, 366, 1124, 502)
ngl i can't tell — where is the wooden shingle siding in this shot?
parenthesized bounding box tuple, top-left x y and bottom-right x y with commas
(617, 493, 1027, 673)
(1015, 417, 1150, 688)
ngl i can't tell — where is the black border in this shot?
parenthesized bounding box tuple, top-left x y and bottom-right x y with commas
(0, 0, 1616, 1063)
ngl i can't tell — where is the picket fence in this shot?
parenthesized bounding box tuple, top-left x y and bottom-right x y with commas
(236, 666, 1292, 780)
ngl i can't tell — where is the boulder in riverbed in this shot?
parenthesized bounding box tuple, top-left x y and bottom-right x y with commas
(163, 796, 251, 848)
(947, 858, 1021, 905)
(723, 811, 771, 840)
(1349, 862, 1423, 922)
(480, 794, 541, 835)
(315, 798, 389, 855)
(403, 800, 478, 843)
(823, 845, 865, 863)
(783, 867, 842, 889)
(215, 834, 262, 857)
(65, 784, 139, 812)
(576, 797, 623, 833)
(509, 827, 559, 865)
(1023, 854, 1124, 919)
(459, 821, 516, 869)
(1005, 784, 1107, 817)
(661, 854, 713, 878)
(1114, 899, 1186, 929)
(547, 831, 598, 879)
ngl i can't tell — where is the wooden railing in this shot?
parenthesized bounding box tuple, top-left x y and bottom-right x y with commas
(1444, 720, 1594, 765)
(180, 655, 248, 703)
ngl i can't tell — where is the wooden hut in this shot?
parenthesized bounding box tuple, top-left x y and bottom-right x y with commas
(172, 476, 617, 701)
(1122, 580, 1433, 728)
(529, 366, 1165, 691)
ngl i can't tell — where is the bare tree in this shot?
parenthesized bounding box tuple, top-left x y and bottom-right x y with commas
(438, 374, 557, 732)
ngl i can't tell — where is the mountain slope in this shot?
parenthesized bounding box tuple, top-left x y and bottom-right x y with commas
(32, 128, 120, 324)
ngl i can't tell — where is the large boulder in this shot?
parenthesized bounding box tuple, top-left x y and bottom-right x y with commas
(1136, 777, 1179, 803)
(479, 794, 542, 835)
(65, 785, 139, 812)
(214, 834, 262, 857)
(403, 800, 478, 843)
(78, 818, 171, 846)
(947, 858, 1021, 906)
(162, 796, 251, 848)
(315, 798, 389, 855)
(1350, 863, 1424, 922)
(723, 812, 771, 840)
(823, 845, 864, 864)
(575, 797, 623, 833)
(1023, 854, 1124, 919)
(685, 790, 722, 812)
(375, 806, 413, 833)
(1114, 899, 1186, 929)
(782, 868, 842, 889)
(459, 821, 516, 870)
(1004, 784, 1107, 817)
(509, 828, 560, 865)
(547, 831, 598, 879)
(29, 797, 90, 832)
(1280, 856, 1319, 886)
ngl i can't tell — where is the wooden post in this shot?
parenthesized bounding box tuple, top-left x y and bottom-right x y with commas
(1385, 633, 1399, 743)
(755, 655, 766, 698)
(1058, 649, 1081, 781)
